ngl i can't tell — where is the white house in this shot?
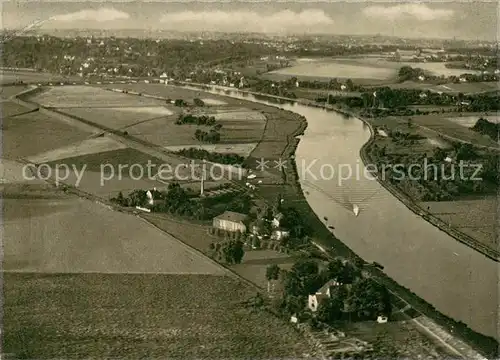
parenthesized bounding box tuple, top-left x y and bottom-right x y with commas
(308, 279, 342, 312)
(340, 84, 347, 91)
(271, 229, 289, 241)
(418, 75, 426, 81)
(146, 188, 161, 206)
(272, 213, 284, 228)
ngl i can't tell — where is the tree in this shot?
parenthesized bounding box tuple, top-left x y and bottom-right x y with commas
(345, 78, 354, 91)
(326, 258, 344, 281)
(266, 264, 281, 292)
(221, 240, 245, 264)
(348, 278, 392, 320)
(317, 297, 343, 324)
(193, 98, 205, 107)
(116, 191, 125, 205)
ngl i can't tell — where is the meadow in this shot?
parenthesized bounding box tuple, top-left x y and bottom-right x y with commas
(3, 273, 312, 359)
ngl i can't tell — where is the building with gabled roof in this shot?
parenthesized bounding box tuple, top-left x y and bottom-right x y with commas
(213, 211, 248, 233)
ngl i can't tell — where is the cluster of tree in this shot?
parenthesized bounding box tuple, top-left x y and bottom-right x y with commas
(397, 66, 497, 84)
(209, 240, 245, 264)
(252, 80, 297, 99)
(472, 118, 500, 142)
(173, 148, 244, 165)
(274, 258, 391, 323)
(194, 128, 221, 143)
(193, 98, 205, 107)
(176, 113, 217, 126)
(174, 99, 188, 107)
(463, 93, 500, 112)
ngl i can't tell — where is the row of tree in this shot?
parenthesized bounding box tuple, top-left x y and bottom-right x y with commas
(173, 148, 245, 165)
(194, 128, 221, 143)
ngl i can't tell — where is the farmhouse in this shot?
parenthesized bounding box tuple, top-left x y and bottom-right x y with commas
(308, 279, 342, 312)
(213, 211, 248, 233)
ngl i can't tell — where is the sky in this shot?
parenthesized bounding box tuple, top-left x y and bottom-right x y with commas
(2, 1, 498, 40)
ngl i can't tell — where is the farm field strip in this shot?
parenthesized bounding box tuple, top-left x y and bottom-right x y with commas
(95, 83, 235, 105)
(446, 115, 500, 128)
(29, 86, 166, 108)
(3, 111, 95, 159)
(26, 136, 126, 164)
(55, 106, 173, 130)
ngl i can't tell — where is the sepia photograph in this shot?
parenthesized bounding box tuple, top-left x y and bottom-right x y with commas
(1, 0, 498, 358)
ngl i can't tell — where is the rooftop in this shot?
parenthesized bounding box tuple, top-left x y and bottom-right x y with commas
(214, 211, 248, 224)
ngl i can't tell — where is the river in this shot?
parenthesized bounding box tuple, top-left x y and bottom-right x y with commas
(184, 85, 499, 339)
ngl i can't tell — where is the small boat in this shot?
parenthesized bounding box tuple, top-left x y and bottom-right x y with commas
(328, 225, 335, 230)
(323, 216, 328, 221)
(353, 204, 360, 217)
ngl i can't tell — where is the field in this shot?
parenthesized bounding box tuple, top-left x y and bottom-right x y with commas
(127, 107, 267, 147)
(0, 159, 46, 184)
(29, 86, 165, 108)
(384, 81, 498, 95)
(411, 114, 500, 148)
(56, 106, 174, 130)
(338, 319, 454, 358)
(1, 85, 28, 99)
(95, 83, 236, 105)
(0, 69, 77, 85)
(27, 136, 126, 164)
(420, 197, 498, 249)
(267, 57, 481, 82)
(2, 111, 94, 159)
(446, 114, 500, 128)
(4, 273, 312, 359)
(43, 147, 230, 197)
(2, 101, 37, 117)
(3, 196, 227, 274)
(231, 250, 296, 288)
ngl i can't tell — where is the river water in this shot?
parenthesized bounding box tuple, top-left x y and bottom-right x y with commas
(186, 85, 499, 339)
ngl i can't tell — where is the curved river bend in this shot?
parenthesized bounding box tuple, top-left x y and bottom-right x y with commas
(186, 86, 499, 339)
